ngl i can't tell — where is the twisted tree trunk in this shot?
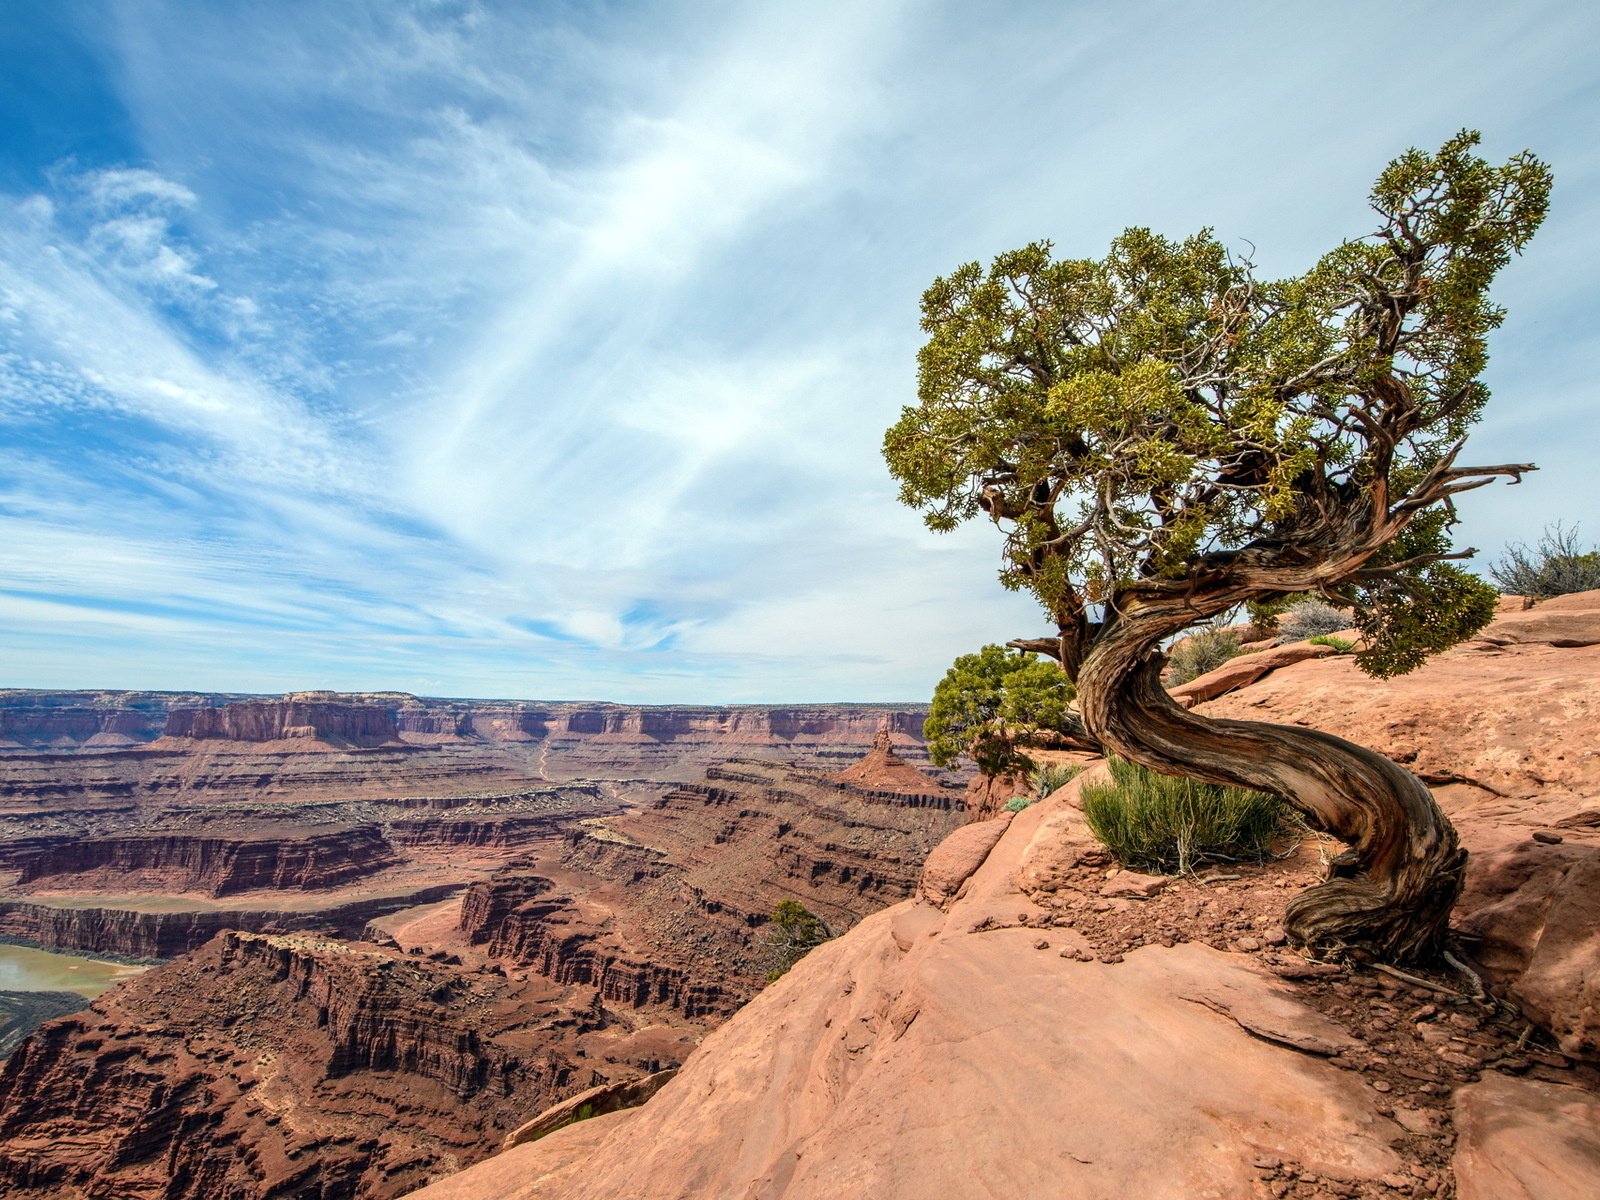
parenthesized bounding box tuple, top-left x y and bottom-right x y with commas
(1075, 599, 1466, 964)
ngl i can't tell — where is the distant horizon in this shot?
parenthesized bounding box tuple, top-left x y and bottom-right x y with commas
(0, 682, 933, 709)
(4, 1, 1596, 703)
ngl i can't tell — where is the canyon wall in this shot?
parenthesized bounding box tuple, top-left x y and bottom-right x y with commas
(12, 825, 401, 896)
(0, 690, 236, 749)
(0, 931, 667, 1200)
(165, 699, 400, 746)
(0, 885, 464, 959)
(0, 690, 931, 762)
(460, 758, 967, 1021)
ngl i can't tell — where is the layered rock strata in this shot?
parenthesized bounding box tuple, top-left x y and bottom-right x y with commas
(0, 931, 682, 1200)
(460, 758, 967, 1020)
(0, 884, 463, 959)
(164, 699, 400, 746)
(12, 825, 399, 897)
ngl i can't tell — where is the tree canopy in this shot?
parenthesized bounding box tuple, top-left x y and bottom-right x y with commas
(885, 131, 1551, 679)
(924, 644, 1078, 775)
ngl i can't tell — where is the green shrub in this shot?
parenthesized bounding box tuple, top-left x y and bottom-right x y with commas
(1307, 634, 1355, 653)
(1489, 523, 1600, 599)
(1165, 627, 1243, 685)
(1081, 757, 1283, 875)
(761, 899, 833, 981)
(1028, 762, 1082, 798)
(1004, 795, 1034, 813)
(1279, 598, 1352, 642)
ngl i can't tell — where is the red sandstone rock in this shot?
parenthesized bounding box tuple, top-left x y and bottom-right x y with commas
(1169, 639, 1337, 707)
(463, 759, 965, 1019)
(411, 800, 1410, 1200)
(165, 698, 400, 745)
(0, 931, 678, 1199)
(1472, 589, 1600, 648)
(1101, 870, 1171, 899)
(502, 1068, 678, 1150)
(13, 824, 399, 896)
(1458, 840, 1600, 1058)
(917, 815, 1011, 908)
(827, 727, 947, 793)
(1452, 1074, 1600, 1200)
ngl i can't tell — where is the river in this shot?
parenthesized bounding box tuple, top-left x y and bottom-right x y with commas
(0, 943, 152, 998)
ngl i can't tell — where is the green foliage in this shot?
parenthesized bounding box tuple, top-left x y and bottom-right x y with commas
(884, 132, 1551, 675)
(1307, 634, 1356, 653)
(1165, 627, 1244, 685)
(1355, 563, 1498, 678)
(925, 644, 1076, 775)
(1245, 594, 1302, 633)
(1004, 795, 1034, 813)
(761, 899, 833, 982)
(1029, 762, 1082, 797)
(1081, 758, 1283, 875)
(1490, 523, 1600, 599)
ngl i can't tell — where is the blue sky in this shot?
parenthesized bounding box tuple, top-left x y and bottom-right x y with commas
(1, 1, 1596, 702)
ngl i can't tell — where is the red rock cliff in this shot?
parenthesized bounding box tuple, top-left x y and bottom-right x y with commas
(13, 825, 400, 896)
(0, 931, 660, 1200)
(165, 699, 399, 745)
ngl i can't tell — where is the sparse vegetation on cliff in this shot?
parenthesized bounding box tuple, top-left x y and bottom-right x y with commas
(1164, 627, 1244, 685)
(761, 899, 833, 981)
(1277, 598, 1354, 643)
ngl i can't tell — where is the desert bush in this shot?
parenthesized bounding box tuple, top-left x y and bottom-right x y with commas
(1028, 762, 1082, 798)
(1278, 598, 1352, 642)
(1004, 795, 1034, 813)
(1165, 627, 1244, 685)
(761, 899, 833, 981)
(1489, 523, 1600, 599)
(1308, 634, 1355, 653)
(1081, 757, 1283, 875)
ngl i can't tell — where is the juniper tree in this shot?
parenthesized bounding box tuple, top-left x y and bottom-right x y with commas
(924, 644, 1083, 777)
(884, 132, 1550, 962)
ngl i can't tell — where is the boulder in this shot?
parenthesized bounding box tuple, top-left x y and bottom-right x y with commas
(1169, 641, 1336, 707)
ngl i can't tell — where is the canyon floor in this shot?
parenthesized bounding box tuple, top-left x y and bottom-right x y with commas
(2, 595, 1599, 1198)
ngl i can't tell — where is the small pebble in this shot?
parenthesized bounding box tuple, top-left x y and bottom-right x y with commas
(1372, 1080, 1393, 1093)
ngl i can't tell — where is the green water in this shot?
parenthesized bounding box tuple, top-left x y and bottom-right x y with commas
(0, 943, 151, 998)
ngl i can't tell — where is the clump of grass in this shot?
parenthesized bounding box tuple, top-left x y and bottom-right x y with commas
(1307, 634, 1355, 653)
(1028, 762, 1083, 798)
(1489, 522, 1600, 599)
(1165, 627, 1244, 685)
(1279, 598, 1352, 642)
(1004, 795, 1034, 813)
(1081, 757, 1283, 875)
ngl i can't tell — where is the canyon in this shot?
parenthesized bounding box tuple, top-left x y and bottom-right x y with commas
(0, 690, 955, 1197)
(3, 596, 1599, 1198)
